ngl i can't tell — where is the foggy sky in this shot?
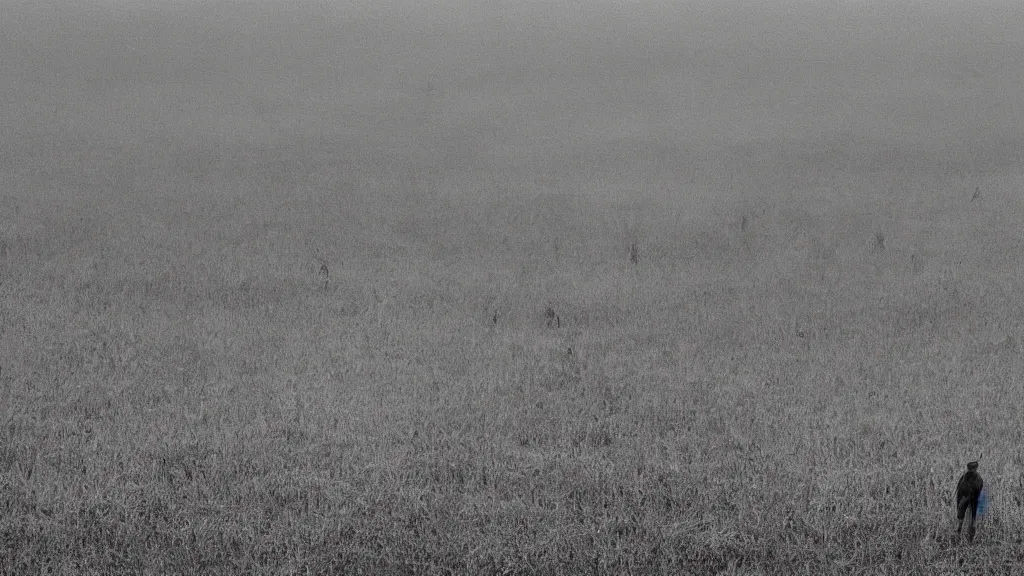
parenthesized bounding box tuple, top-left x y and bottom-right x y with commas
(2, 1, 1022, 159)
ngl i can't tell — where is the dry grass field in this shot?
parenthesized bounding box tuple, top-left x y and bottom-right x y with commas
(3, 1, 1024, 573)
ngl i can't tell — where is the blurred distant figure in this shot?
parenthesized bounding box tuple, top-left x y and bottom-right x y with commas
(956, 461, 984, 543)
(545, 307, 560, 328)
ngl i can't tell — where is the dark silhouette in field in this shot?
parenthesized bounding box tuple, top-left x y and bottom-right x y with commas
(545, 307, 560, 329)
(956, 461, 984, 543)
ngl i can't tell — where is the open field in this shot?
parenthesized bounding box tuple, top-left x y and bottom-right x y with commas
(3, 1, 1024, 573)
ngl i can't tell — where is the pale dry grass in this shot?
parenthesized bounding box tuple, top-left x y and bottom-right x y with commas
(3, 133, 1024, 574)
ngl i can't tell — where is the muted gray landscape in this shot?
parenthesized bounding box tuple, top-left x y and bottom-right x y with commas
(2, 0, 1024, 573)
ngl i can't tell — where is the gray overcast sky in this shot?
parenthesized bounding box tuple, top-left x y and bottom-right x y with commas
(2, 1, 1022, 154)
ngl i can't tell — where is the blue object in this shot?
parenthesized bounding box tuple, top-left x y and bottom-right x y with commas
(977, 488, 987, 516)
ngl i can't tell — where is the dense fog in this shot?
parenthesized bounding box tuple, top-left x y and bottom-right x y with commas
(2, 1, 1023, 193)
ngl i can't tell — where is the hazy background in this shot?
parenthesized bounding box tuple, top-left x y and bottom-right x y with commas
(3, 0, 1023, 203)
